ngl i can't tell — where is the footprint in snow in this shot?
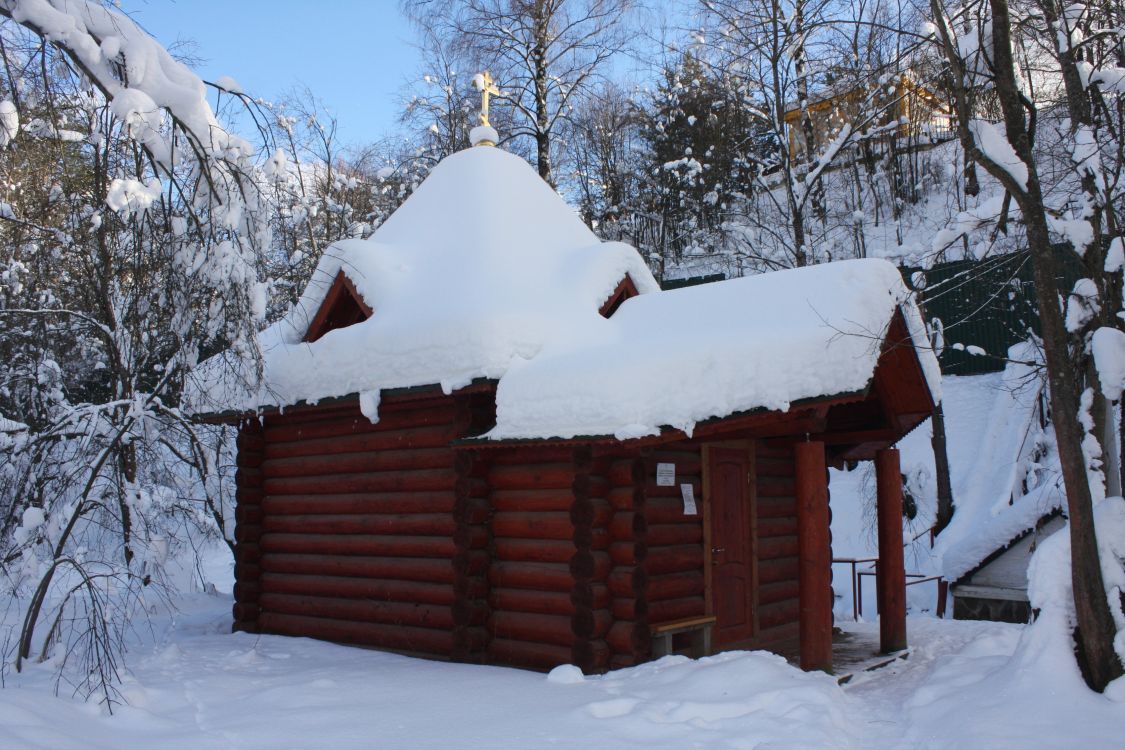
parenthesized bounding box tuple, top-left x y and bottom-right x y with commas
(585, 697, 641, 718)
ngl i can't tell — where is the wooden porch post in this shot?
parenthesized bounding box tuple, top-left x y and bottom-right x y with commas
(875, 448, 907, 653)
(794, 440, 832, 672)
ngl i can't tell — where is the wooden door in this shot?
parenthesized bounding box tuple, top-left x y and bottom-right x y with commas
(708, 446, 756, 647)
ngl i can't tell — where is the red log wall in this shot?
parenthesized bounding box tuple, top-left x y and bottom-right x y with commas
(231, 397, 808, 672)
(753, 440, 802, 650)
(248, 397, 463, 656)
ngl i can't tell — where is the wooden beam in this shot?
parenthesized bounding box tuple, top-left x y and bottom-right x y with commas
(875, 448, 907, 653)
(794, 441, 832, 672)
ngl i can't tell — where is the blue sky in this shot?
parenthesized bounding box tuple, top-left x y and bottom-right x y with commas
(122, 0, 420, 147)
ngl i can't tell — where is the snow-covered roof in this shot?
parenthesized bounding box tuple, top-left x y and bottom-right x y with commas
(489, 258, 941, 440)
(931, 343, 1064, 582)
(188, 144, 939, 443)
(186, 145, 659, 413)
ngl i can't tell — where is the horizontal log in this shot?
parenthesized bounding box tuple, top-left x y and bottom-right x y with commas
(758, 598, 800, 630)
(235, 542, 261, 564)
(569, 550, 612, 581)
(236, 487, 264, 505)
(574, 583, 612, 611)
(258, 611, 454, 655)
(758, 535, 799, 560)
(756, 457, 795, 478)
(489, 463, 575, 491)
(643, 496, 701, 525)
(646, 523, 702, 547)
(232, 602, 259, 622)
(490, 611, 574, 647)
(263, 468, 460, 496)
(264, 404, 457, 442)
(493, 538, 575, 564)
(647, 596, 706, 624)
(758, 556, 799, 585)
(233, 581, 260, 603)
(606, 460, 636, 487)
(758, 516, 799, 538)
(490, 488, 574, 512)
(607, 487, 636, 511)
(265, 401, 365, 425)
(236, 430, 264, 453)
(487, 638, 572, 671)
(263, 492, 455, 516)
(235, 505, 264, 526)
(490, 587, 575, 616)
(571, 527, 610, 553)
(492, 511, 573, 541)
(571, 608, 612, 640)
(236, 468, 262, 489)
(758, 476, 796, 497)
(572, 639, 611, 674)
(261, 553, 455, 583)
(234, 562, 260, 581)
(264, 424, 458, 459)
(237, 450, 263, 469)
(261, 447, 452, 478)
(260, 532, 459, 558)
(569, 498, 612, 529)
(756, 441, 794, 459)
(608, 511, 645, 541)
(758, 580, 801, 606)
(754, 622, 800, 651)
(758, 495, 796, 519)
(609, 654, 637, 670)
(259, 592, 458, 629)
(606, 620, 650, 656)
(487, 446, 575, 465)
(259, 572, 458, 605)
(649, 456, 702, 477)
(644, 483, 699, 501)
(263, 513, 456, 537)
(488, 561, 572, 592)
(644, 545, 703, 575)
(648, 572, 704, 601)
(611, 597, 647, 621)
(609, 541, 646, 566)
(235, 524, 262, 544)
(607, 566, 646, 597)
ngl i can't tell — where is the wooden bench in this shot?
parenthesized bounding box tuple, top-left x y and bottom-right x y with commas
(651, 615, 717, 659)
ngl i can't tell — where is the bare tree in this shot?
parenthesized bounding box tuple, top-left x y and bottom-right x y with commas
(403, 0, 634, 186)
(929, 0, 1123, 691)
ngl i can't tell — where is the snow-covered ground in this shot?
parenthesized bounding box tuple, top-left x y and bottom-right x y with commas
(3, 370, 1123, 748)
(1, 593, 1121, 749)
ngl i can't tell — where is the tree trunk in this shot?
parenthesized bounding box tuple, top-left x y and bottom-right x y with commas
(931, 400, 955, 534)
(986, 0, 1122, 690)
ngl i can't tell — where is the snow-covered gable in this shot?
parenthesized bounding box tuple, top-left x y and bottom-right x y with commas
(187, 145, 658, 413)
(489, 258, 941, 440)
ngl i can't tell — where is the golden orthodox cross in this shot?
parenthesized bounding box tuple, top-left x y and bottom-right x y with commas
(476, 71, 500, 127)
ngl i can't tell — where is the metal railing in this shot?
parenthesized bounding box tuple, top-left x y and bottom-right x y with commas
(833, 557, 948, 620)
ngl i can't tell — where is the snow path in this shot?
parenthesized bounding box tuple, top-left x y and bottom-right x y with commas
(1, 597, 1121, 749)
(840, 618, 1019, 748)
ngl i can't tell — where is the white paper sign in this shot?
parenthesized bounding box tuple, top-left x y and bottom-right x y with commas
(656, 463, 676, 486)
(680, 483, 697, 515)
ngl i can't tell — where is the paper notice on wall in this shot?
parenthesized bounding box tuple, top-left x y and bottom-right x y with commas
(656, 463, 675, 486)
(680, 483, 697, 515)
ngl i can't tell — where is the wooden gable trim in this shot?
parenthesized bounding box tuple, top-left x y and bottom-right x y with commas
(303, 271, 374, 343)
(599, 275, 639, 319)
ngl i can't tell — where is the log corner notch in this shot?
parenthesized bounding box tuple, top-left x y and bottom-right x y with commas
(875, 448, 907, 654)
(794, 440, 832, 672)
(233, 416, 265, 633)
